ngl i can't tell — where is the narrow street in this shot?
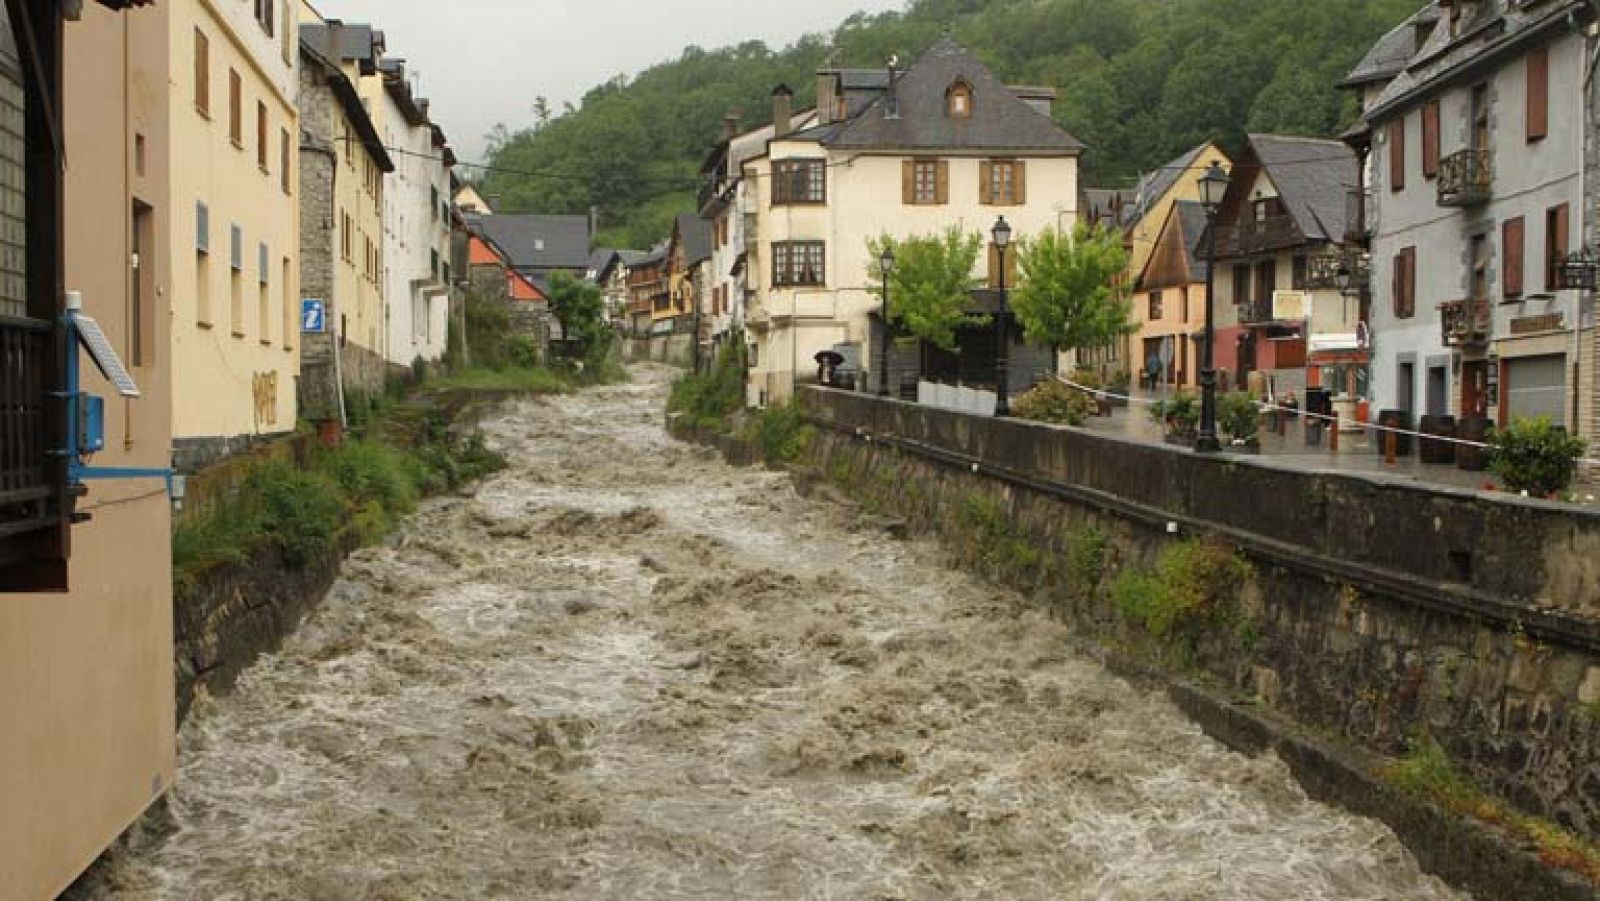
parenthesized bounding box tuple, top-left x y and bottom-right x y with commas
(78, 366, 1464, 901)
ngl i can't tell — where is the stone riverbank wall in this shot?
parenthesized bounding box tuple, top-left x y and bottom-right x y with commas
(702, 386, 1600, 897)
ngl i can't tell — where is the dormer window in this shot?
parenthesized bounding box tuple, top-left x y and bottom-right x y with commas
(947, 80, 973, 119)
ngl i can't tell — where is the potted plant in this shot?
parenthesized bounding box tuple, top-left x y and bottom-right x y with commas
(1150, 392, 1199, 445)
(1218, 391, 1262, 452)
(1488, 416, 1587, 498)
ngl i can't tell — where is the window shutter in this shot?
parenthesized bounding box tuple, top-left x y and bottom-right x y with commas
(1393, 251, 1406, 318)
(902, 160, 914, 204)
(1014, 161, 1027, 204)
(194, 29, 209, 114)
(936, 161, 949, 204)
(196, 202, 209, 252)
(1404, 247, 1417, 318)
(1528, 45, 1549, 142)
(1547, 202, 1570, 291)
(979, 161, 993, 205)
(1503, 217, 1524, 297)
(1389, 118, 1405, 191)
(1422, 101, 1440, 179)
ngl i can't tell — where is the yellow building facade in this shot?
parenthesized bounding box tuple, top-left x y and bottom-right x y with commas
(169, 0, 300, 467)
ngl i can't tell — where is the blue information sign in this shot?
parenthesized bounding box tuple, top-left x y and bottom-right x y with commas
(301, 299, 327, 334)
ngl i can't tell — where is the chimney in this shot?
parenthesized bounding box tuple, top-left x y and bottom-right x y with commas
(816, 72, 837, 126)
(324, 19, 345, 67)
(772, 84, 794, 138)
(722, 113, 740, 142)
(884, 57, 900, 120)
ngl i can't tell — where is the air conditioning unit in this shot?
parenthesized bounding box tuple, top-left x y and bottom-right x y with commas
(1273, 290, 1311, 320)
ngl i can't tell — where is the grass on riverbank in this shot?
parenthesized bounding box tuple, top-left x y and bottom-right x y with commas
(1381, 732, 1600, 886)
(172, 407, 505, 592)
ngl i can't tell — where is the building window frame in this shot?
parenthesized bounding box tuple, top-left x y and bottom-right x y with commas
(772, 159, 825, 205)
(772, 240, 825, 287)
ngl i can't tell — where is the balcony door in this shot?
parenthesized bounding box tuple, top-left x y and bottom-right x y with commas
(1471, 84, 1489, 154)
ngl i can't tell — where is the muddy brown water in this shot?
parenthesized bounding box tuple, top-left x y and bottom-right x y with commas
(72, 365, 1468, 900)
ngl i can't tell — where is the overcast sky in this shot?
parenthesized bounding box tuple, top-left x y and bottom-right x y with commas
(313, 0, 906, 163)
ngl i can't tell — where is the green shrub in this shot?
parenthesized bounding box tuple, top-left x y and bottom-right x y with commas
(1490, 416, 1587, 496)
(249, 462, 345, 568)
(1150, 392, 1199, 432)
(322, 440, 424, 524)
(1218, 391, 1261, 443)
(172, 501, 261, 590)
(1066, 526, 1108, 594)
(506, 333, 543, 369)
(747, 403, 814, 462)
(1012, 380, 1096, 426)
(668, 337, 746, 429)
(1112, 538, 1254, 637)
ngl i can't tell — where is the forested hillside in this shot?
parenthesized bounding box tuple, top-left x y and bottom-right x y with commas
(480, 0, 1420, 249)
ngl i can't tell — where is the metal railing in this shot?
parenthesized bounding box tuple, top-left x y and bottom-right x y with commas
(1440, 298, 1491, 346)
(1438, 148, 1492, 207)
(1236, 298, 1277, 324)
(1215, 214, 1302, 257)
(0, 314, 55, 541)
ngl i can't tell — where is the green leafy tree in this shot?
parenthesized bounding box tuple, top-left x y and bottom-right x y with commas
(1010, 223, 1135, 356)
(546, 271, 612, 362)
(867, 228, 985, 351)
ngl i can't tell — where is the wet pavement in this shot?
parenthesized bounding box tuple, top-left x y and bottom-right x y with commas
(72, 365, 1468, 900)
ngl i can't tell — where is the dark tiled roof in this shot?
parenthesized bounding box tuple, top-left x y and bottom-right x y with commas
(823, 38, 1082, 153)
(1127, 143, 1209, 228)
(674, 214, 712, 266)
(474, 214, 592, 271)
(1081, 188, 1129, 230)
(1250, 133, 1357, 243)
(1341, 4, 1437, 88)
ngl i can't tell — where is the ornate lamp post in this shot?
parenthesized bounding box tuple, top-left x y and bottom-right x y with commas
(878, 245, 896, 397)
(1195, 161, 1230, 453)
(992, 216, 1013, 417)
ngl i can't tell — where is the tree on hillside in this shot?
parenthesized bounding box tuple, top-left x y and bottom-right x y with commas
(867, 228, 985, 352)
(1010, 223, 1135, 358)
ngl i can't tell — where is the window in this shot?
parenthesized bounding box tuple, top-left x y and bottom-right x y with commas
(1393, 247, 1416, 319)
(1471, 234, 1489, 302)
(1422, 100, 1440, 179)
(1545, 203, 1569, 292)
(1255, 260, 1276, 305)
(340, 212, 352, 263)
(981, 160, 1025, 205)
(772, 241, 825, 287)
(1148, 290, 1164, 320)
(1388, 117, 1405, 191)
(947, 80, 972, 118)
(196, 202, 212, 325)
(228, 69, 241, 146)
(230, 225, 244, 336)
(904, 159, 947, 205)
(1503, 217, 1524, 298)
(1292, 255, 1308, 290)
(194, 29, 209, 116)
(1232, 263, 1250, 306)
(254, 0, 275, 37)
(281, 128, 291, 194)
(1528, 45, 1549, 143)
(257, 102, 268, 170)
(772, 159, 825, 205)
(1180, 287, 1190, 322)
(430, 185, 439, 221)
(258, 243, 271, 346)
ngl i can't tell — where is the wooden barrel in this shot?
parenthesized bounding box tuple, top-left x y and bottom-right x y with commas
(1374, 409, 1414, 457)
(1418, 415, 1457, 465)
(1456, 416, 1493, 471)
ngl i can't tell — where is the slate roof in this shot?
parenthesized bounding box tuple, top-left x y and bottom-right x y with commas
(674, 214, 712, 267)
(1250, 133, 1356, 244)
(1173, 200, 1211, 282)
(1081, 188, 1130, 231)
(1341, 4, 1438, 88)
(300, 24, 394, 173)
(472, 214, 592, 272)
(1126, 143, 1209, 228)
(819, 38, 1082, 153)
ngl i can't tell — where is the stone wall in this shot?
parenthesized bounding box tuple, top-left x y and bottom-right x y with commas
(796, 386, 1600, 843)
(623, 333, 693, 367)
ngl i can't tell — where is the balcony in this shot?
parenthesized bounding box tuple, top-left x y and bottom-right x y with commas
(0, 314, 56, 545)
(1437, 148, 1492, 207)
(1440, 298, 1491, 346)
(1237, 298, 1277, 324)
(1216, 214, 1302, 257)
(1344, 189, 1372, 245)
(698, 173, 734, 216)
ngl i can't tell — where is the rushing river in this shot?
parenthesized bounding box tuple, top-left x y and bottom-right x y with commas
(71, 365, 1467, 900)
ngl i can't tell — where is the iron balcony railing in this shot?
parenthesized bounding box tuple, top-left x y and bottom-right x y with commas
(1440, 298, 1492, 346)
(1215, 214, 1302, 257)
(1236, 298, 1277, 324)
(0, 314, 56, 541)
(1438, 148, 1492, 207)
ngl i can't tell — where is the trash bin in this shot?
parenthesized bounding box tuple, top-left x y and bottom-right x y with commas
(1374, 409, 1414, 457)
(1456, 416, 1493, 471)
(1419, 414, 1458, 466)
(1304, 388, 1332, 447)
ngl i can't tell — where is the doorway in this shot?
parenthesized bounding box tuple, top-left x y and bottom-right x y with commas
(1397, 360, 1415, 415)
(1461, 360, 1488, 418)
(1426, 365, 1447, 416)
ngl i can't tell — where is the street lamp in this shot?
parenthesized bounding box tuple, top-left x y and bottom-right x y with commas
(879, 245, 896, 397)
(1195, 160, 1230, 453)
(992, 216, 1014, 417)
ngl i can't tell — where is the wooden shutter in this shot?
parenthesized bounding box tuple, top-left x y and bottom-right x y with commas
(1547, 203, 1569, 291)
(936, 161, 949, 204)
(194, 29, 209, 114)
(229, 69, 241, 144)
(1389, 118, 1405, 191)
(1393, 250, 1409, 318)
(1014, 161, 1027, 204)
(1503, 217, 1524, 297)
(902, 160, 914, 204)
(1404, 247, 1416, 318)
(979, 161, 993, 205)
(1528, 46, 1549, 142)
(1421, 101, 1440, 179)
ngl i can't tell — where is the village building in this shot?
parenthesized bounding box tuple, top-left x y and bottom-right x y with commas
(296, 13, 395, 421)
(666, 212, 712, 350)
(626, 244, 669, 336)
(589, 248, 647, 326)
(1132, 200, 1212, 389)
(741, 39, 1082, 405)
(470, 212, 592, 294)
